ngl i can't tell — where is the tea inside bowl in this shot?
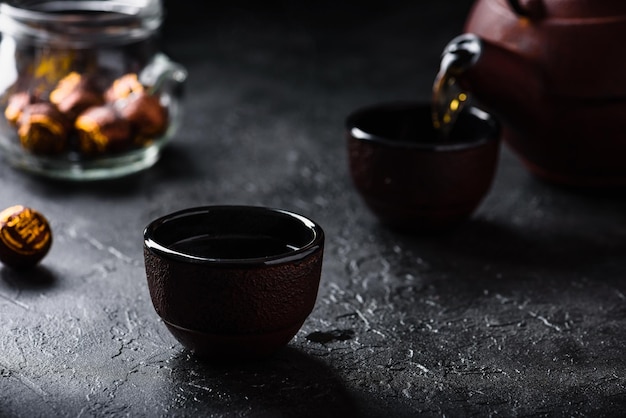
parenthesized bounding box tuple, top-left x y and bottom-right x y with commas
(170, 234, 298, 259)
(348, 101, 496, 147)
(144, 206, 321, 263)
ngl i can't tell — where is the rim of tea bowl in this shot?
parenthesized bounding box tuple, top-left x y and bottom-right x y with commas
(346, 100, 501, 232)
(143, 205, 325, 360)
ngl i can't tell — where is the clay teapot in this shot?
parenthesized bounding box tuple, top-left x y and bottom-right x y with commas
(439, 0, 626, 187)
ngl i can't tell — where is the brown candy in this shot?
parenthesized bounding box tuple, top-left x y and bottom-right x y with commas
(118, 92, 168, 141)
(18, 102, 70, 154)
(105, 73, 144, 102)
(0, 205, 52, 269)
(4, 92, 38, 126)
(4, 71, 170, 157)
(75, 105, 132, 155)
(49, 72, 104, 120)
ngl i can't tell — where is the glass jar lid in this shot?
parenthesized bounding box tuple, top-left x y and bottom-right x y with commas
(0, 0, 163, 47)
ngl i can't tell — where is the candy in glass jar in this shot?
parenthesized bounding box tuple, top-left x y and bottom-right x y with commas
(0, 0, 187, 180)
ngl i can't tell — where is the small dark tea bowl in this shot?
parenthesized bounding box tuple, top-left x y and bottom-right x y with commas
(346, 101, 500, 231)
(143, 205, 324, 359)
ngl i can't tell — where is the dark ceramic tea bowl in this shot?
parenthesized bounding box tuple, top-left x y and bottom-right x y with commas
(143, 205, 324, 359)
(346, 101, 500, 231)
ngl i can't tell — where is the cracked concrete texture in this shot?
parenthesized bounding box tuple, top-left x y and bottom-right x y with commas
(2, 0, 626, 416)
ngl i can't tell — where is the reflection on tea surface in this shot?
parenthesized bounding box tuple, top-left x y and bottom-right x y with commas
(171, 234, 298, 259)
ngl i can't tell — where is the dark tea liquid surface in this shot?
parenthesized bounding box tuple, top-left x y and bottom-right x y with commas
(170, 234, 298, 259)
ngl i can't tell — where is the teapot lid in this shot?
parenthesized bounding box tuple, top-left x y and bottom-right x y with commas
(509, 0, 626, 19)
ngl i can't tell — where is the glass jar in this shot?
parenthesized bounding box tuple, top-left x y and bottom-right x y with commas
(0, 0, 187, 180)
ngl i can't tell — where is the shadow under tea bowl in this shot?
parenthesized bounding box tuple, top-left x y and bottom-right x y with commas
(346, 101, 500, 231)
(143, 205, 325, 360)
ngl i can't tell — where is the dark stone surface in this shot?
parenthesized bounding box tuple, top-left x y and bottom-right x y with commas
(2, 0, 626, 416)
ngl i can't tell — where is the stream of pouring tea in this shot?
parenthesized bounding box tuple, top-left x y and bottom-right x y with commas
(432, 64, 469, 139)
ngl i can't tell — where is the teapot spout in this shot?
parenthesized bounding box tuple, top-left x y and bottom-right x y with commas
(438, 33, 542, 131)
(439, 33, 482, 77)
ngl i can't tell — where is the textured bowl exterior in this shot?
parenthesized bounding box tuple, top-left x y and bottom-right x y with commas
(162, 319, 307, 359)
(348, 135, 499, 230)
(144, 246, 323, 333)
